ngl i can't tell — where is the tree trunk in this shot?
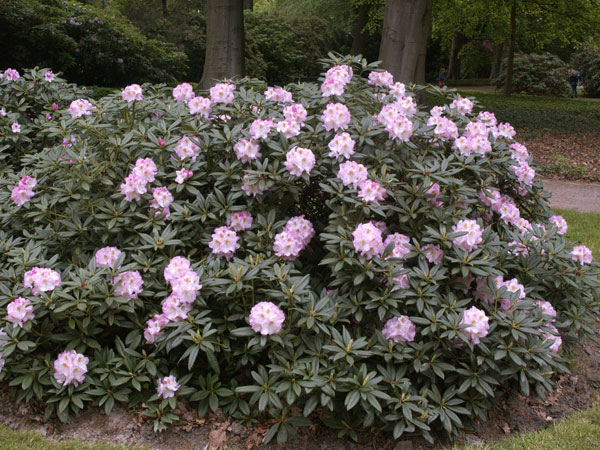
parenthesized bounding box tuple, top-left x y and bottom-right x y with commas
(243, 0, 253, 10)
(503, 0, 517, 96)
(350, 3, 370, 56)
(447, 33, 464, 80)
(161, 0, 168, 17)
(200, 0, 245, 89)
(378, 0, 433, 85)
(489, 42, 504, 79)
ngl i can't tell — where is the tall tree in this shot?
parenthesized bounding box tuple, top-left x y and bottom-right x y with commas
(503, 0, 516, 95)
(200, 0, 245, 89)
(350, 2, 370, 55)
(378, 0, 433, 84)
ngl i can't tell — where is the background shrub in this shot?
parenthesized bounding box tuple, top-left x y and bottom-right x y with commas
(573, 47, 600, 98)
(0, 0, 187, 86)
(496, 53, 569, 96)
(0, 59, 598, 443)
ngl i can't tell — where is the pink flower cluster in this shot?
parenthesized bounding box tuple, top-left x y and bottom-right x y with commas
(321, 65, 353, 97)
(549, 215, 568, 235)
(384, 233, 412, 259)
(249, 301, 285, 335)
(474, 276, 525, 310)
(392, 97, 417, 117)
(511, 160, 535, 187)
(67, 99, 94, 118)
(11, 176, 37, 206)
(209, 226, 240, 259)
(144, 314, 169, 344)
(322, 103, 351, 132)
(571, 245, 593, 265)
(264, 87, 292, 103)
(210, 83, 235, 104)
(6, 297, 34, 328)
(120, 158, 157, 202)
(273, 216, 315, 261)
(283, 104, 307, 125)
(452, 219, 483, 252)
(53, 350, 88, 386)
(479, 190, 529, 230)
(172, 83, 194, 103)
(358, 180, 387, 204)
(24, 267, 61, 295)
(112, 271, 144, 300)
(11, 123, 20, 133)
(478, 111, 497, 126)
(151, 186, 174, 218)
(337, 161, 368, 188)
(536, 300, 557, 322)
(449, 97, 474, 115)
(44, 70, 55, 82)
(95, 247, 122, 268)
(390, 82, 406, 98)
(174, 136, 201, 161)
(188, 96, 212, 118)
(509, 143, 529, 161)
(285, 146, 315, 176)
(328, 133, 355, 159)
(175, 168, 193, 184)
(121, 84, 143, 102)
(242, 174, 268, 197)
(368, 71, 394, 88)
(377, 104, 413, 142)
(3, 68, 19, 81)
(157, 375, 180, 399)
(424, 182, 443, 206)
(352, 222, 384, 260)
(234, 139, 261, 163)
(460, 307, 490, 344)
(227, 211, 253, 231)
(422, 244, 443, 264)
(454, 121, 492, 157)
(427, 116, 458, 141)
(249, 118, 274, 140)
(543, 325, 562, 352)
(382, 316, 416, 343)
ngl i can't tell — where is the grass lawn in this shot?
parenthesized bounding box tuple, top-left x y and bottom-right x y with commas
(0, 210, 597, 449)
(456, 90, 600, 135)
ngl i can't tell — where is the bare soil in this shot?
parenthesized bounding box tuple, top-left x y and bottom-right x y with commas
(0, 319, 598, 450)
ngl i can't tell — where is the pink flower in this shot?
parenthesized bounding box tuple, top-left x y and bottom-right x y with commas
(285, 146, 315, 177)
(234, 139, 261, 163)
(384, 113, 413, 142)
(24, 267, 61, 295)
(210, 83, 236, 104)
(352, 223, 384, 260)
(536, 300, 557, 322)
(452, 219, 483, 252)
(121, 84, 143, 102)
(120, 158, 157, 202)
(157, 138, 166, 147)
(422, 244, 443, 264)
(499, 278, 526, 310)
(276, 119, 301, 138)
(368, 71, 394, 88)
(249, 302, 285, 335)
(95, 247, 122, 268)
(392, 97, 417, 118)
(249, 118, 274, 140)
(384, 233, 411, 259)
(45, 114, 52, 121)
(511, 160, 535, 187)
(11, 176, 37, 206)
(227, 211, 253, 231)
(392, 273, 410, 290)
(390, 82, 406, 98)
(509, 143, 529, 161)
(157, 375, 180, 399)
(328, 133, 355, 159)
(164, 257, 191, 286)
(173, 83, 194, 103)
(175, 168, 193, 184)
(151, 187, 174, 209)
(4, 68, 20, 81)
(424, 182, 443, 206)
(283, 216, 314, 246)
(358, 180, 387, 204)
(51, 102, 59, 111)
(571, 245, 593, 265)
(477, 111, 497, 126)
(337, 161, 368, 188)
(321, 103, 351, 132)
(495, 122, 516, 139)
(382, 316, 416, 343)
(67, 99, 94, 118)
(174, 136, 201, 161)
(188, 96, 212, 117)
(209, 226, 239, 260)
(11, 123, 20, 133)
(241, 174, 268, 197)
(449, 97, 474, 115)
(460, 307, 489, 344)
(543, 325, 562, 353)
(144, 314, 168, 343)
(44, 70, 55, 82)
(54, 350, 88, 386)
(162, 294, 192, 321)
(321, 77, 345, 97)
(171, 269, 202, 303)
(6, 297, 34, 328)
(283, 104, 307, 125)
(273, 230, 305, 261)
(549, 215, 567, 235)
(264, 87, 292, 103)
(112, 271, 144, 300)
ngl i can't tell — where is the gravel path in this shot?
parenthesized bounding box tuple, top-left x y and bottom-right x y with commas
(543, 178, 600, 213)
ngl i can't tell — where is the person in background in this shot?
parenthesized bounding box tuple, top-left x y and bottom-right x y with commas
(569, 70, 580, 98)
(438, 67, 447, 88)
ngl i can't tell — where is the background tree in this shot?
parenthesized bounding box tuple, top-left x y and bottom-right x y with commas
(200, 0, 245, 88)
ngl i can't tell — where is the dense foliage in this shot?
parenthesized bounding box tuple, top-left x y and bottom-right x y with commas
(0, 57, 598, 444)
(0, 0, 187, 86)
(496, 53, 569, 96)
(573, 47, 600, 98)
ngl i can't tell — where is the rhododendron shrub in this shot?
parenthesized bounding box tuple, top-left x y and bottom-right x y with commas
(0, 55, 598, 441)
